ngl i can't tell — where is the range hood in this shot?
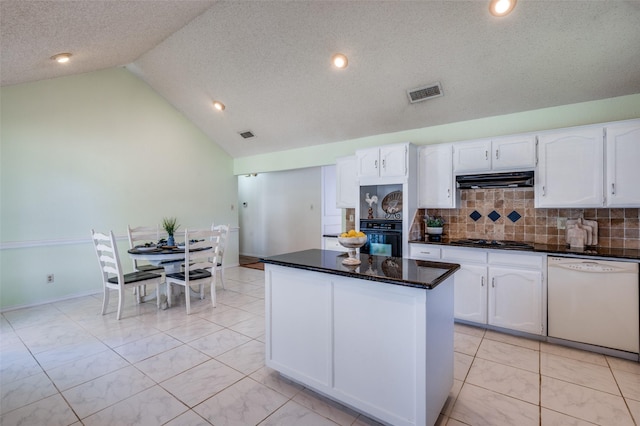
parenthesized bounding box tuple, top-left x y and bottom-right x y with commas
(456, 171, 534, 189)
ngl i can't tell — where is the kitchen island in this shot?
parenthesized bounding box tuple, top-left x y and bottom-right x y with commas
(262, 249, 460, 426)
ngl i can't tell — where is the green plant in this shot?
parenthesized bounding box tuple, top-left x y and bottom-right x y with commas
(162, 217, 180, 236)
(426, 216, 444, 227)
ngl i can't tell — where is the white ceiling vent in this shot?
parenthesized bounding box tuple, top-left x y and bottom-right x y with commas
(407, 82, 443, 104)
(239, 131, 255, 139)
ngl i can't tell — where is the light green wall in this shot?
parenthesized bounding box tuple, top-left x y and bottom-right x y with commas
(233, 93, 640, 175)
(0, 68, 238, 310)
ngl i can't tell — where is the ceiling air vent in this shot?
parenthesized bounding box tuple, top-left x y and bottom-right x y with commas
(239, 131, 255, 139)
(407, 82, 443, 104)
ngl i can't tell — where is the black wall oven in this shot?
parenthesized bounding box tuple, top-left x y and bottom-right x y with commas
(360, 220, 402, 257)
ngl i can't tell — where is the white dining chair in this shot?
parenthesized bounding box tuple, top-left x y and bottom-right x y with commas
(127, 225, 164, 273)
(127, 224, 165, 299)
(165, 228, 221, 314)
(212, 224, 230, 289)
(92, 229, 162, 320)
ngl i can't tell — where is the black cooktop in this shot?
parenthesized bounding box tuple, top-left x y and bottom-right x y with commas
(450, 239, 534, 250)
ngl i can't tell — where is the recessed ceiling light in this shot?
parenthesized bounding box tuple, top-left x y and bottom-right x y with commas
(489, 0, 516, 17)
(51, 53, 72, 63)
(213, 101, 225, 111)
(331, 53, 348, 69)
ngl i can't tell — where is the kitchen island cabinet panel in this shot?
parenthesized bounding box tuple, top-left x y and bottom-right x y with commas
(264, 251, 458, 426)
(268, 267, 332, 388)
(333, 279, 424, 424)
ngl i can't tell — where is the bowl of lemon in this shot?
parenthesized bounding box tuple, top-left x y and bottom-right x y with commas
(337, 230, 367, 265)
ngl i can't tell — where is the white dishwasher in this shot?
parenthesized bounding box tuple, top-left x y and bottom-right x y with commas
(548, 256, 639, 354)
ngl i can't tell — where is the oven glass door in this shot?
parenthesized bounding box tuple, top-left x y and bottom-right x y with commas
(362, 231, 402, 257)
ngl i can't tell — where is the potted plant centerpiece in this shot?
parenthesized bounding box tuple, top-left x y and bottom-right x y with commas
(162, 217, 180, 247)
(425, 216, 445, 241)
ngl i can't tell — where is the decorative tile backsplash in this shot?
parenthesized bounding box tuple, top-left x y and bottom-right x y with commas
(415, 188, 640, 249)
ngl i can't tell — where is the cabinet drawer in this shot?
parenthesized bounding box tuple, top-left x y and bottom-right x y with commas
(488, 251, 543, 269)
(324, 237, 349, 252)
(409, 244, 441, 260)
(442, 247, 487, 263)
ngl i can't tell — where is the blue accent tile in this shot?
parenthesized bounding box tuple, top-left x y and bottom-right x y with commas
(469, 210, 482, 221)
(488, 210, 501, 222)
(507, 210, 522, 223)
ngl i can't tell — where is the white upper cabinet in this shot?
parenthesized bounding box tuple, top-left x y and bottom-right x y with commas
(453, 139, 492, 173)
(356, 143, 409, 180)
(335, 156, 358, 208)
(418, 144, 456, 208)
(605, 120, 640, 207)
(453, 135, 536, 174)
(492, 135, 537, 171)
(536, 127, 604, 208)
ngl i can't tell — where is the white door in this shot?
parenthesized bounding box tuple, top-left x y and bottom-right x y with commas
(536, 127, 604, 207)
(453, 264, 487, 324)
(379, 145, 407, 178)
(336, 156, 358, 208)
(488, 267, 542, 335)
(418, 144, 455, 208)
(453, 139, 492, 174)
(606, 121, 640, 207)
(492, 135, 536, 171)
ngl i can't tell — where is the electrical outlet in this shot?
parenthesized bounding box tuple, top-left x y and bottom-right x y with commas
(47, 274, 54, 283)
(349, 214, 354, 222)
(557, 217, 567, 230)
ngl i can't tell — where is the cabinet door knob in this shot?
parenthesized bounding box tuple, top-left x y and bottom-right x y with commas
(375, 160, 378, 169)
(495, 149, 499, 160)
(481, 277, 484, 287)
(382, 159, 386, 169)
(492, 277, 495, 288)
(447, 188, 451, 198)
(485, 150, 488, 160)
(542, 186, 546, 196)
(611, 183, 616, 195)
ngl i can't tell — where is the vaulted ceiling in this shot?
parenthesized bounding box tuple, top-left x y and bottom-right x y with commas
(2, 1, 640, 158)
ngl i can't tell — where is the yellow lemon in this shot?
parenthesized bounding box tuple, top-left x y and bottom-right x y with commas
(356, 231, 365, 237)
(347, 229, 357, 237)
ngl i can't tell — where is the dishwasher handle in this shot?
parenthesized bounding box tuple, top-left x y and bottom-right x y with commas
(549, 258, 636, 273)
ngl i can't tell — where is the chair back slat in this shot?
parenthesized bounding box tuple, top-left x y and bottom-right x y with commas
(183, 228, 221, 277)
(92, 229, 124, 286)
(212, 224, 230, 266)
(128, 224, 162, 271)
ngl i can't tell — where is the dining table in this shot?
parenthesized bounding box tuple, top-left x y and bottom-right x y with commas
(127, 244, 213, 304)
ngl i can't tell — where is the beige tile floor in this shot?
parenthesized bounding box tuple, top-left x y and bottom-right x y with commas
(1, 266, 638, 425)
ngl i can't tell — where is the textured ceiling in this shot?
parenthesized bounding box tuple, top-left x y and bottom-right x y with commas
(2, 1, 640, 159)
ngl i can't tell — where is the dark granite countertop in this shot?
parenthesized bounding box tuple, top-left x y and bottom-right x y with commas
(409, 239, 640, 261)
(261, 249, 460, 290)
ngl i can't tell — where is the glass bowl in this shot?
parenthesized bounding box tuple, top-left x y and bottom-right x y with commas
(337, 236, 367, 265)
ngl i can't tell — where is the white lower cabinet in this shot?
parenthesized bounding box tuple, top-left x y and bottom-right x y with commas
(412, 244, 545, 335)
(453, 264, 487, 324)
(266, 264, 454, 426)
(323, 237, 348, 252)
(488, 267, 542, 334)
